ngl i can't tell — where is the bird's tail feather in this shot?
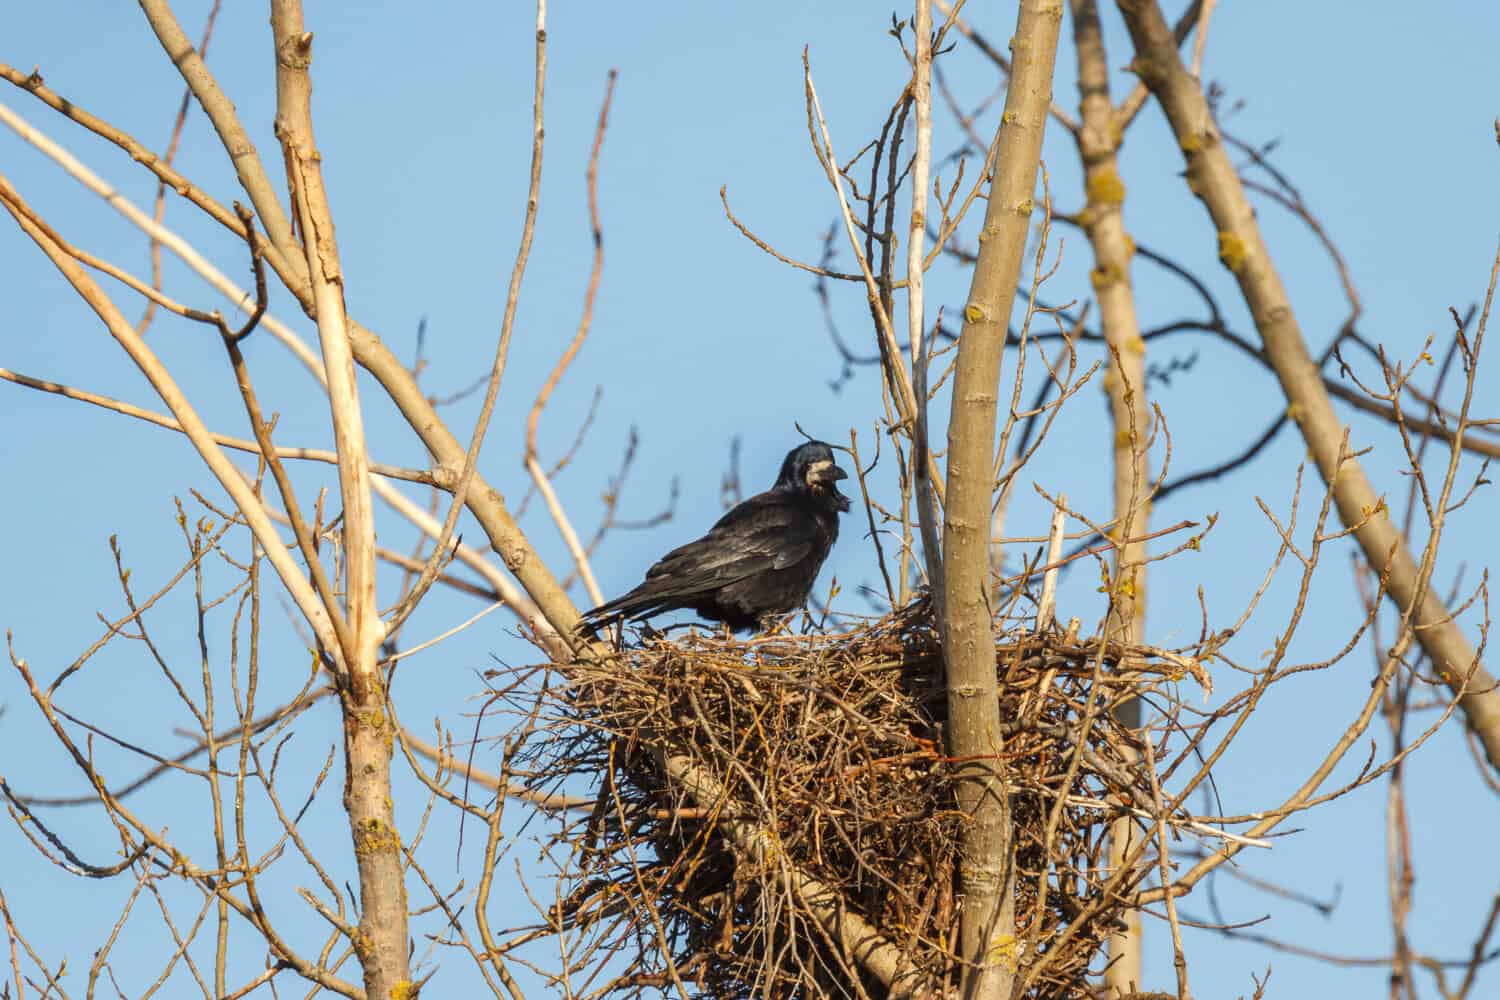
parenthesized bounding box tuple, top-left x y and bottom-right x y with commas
(576, 585, 666, 633)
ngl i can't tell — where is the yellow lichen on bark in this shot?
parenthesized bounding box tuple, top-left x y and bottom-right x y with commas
(353, 817, 402, 855)
(1217, 231, 1249, 272)
(1086, 169, 1126, 205)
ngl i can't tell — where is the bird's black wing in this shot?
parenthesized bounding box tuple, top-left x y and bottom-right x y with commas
(581, 492, 821, 625)
(642, 493, 820, 593)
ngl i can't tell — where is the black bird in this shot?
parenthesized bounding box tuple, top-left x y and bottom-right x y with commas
(580, 441, 851, 633)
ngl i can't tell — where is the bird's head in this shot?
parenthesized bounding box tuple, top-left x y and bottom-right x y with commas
(777, 441, 852, 513)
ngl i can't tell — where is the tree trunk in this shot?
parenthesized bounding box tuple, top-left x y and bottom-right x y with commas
(1069, 1, 1153, 991)
(940, 2, 1064, 996)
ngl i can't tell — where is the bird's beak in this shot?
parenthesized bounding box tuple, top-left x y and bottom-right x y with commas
(806, 459, 847, 485)
(806, 459, 852, 512)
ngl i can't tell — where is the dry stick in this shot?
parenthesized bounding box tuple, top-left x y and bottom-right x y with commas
(373, 485, 566, 660)
(656, 748, 930, 998)
(1324, 379, 1500, 463)
(721, 188, 868, 282)
(10, 58, 754, 647)
(472, 743, 525, 1000)
(604, 746, 692, 1000)
(1142, 605, 1445, 905)
(270, 5, 379, 678)
(3, 78, 491, 652)
(143, 886, 217, 999)
(217, 220, 357, 669)
(0, 890, 24, 996)
(525, 70, 613, 467)
(139, 0, 222, 335)
(14, 115, 558, 626)
(1382, 635, 1418, 1000)
(0, 367, 438, 485)
(526, 456, 605, 607)
(220, 962, 290, 1000)
(136, 0, 307, 287)
(267, 5, 404, 997)
(1128, 457, 1473, 908)
(1014, 627, 1118, 994)
(6, 71, 390, 1000)
(397, 728, 593, 814)
(0, 63, 267, 258)
(0, 96, 314, 368)
(1369, 412, 1428, 1000)
(1188, 0, 1219, 78)
(7, 649, 362, 998)
(356, 319, 591, 642)
(1141, 733, 1192, 999)
(17, 17, 567, 657)
(908, 0, 947, 606)
(0, 174, 342, 662)
(1035, 494, 1067, 632)
(803, 54, 944, 506)
(0, 80, 484, 620)
(525, 71, 616, 610)
(1117, 0, 1500, 773)
(1069, 1, 1153, 990)
(133, 1, 584, 643)
(119, 6, 574, 645)
(0, 99, 567, 657)
(21, 687, 332, 808)
(387, 2, 547, 639)
(1017, 497, 1384, 991)
(386, 602, 510, 665)
(848, 428, 899, 607)
(0, 177, 221, 323)
(939, 1, 1062, 997)
(1455, 892, 1500, 1000)
(989, 333, 1090, 563)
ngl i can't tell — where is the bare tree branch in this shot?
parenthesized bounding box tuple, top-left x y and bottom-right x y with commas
(1118, 0, 1500, 774)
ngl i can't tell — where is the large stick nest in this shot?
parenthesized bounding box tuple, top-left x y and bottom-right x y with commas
(515, 600, 1209, 999)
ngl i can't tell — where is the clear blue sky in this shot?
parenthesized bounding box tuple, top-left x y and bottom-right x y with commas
(3, 2, 1498, 997)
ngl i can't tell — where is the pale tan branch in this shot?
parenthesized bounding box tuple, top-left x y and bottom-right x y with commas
(269, 5, 404, 996)
(802, 53, 941, 505)
(1118, 0, 1500, 773)
(137, 0, 306, 285)
(270, 5, 381, 683)
(375, 479, 567, 661)
(0, 96, 332, 402)
(525, 456, 605, 607)
(0, 173, 344, 663)
(908, 0, 947, 603)
(0, 367, 437, 485)
(0, 62, 292, 275)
